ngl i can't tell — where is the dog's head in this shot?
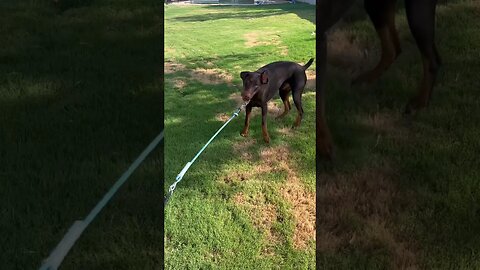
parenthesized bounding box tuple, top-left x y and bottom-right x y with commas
(239, 70, 269, 102)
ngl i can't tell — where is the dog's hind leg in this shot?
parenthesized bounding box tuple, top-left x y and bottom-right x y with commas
(353, 0, 399, 85)
(291, 79, 305, 128)
(404, 0, 440, 114)
(276, 82, 292, 119)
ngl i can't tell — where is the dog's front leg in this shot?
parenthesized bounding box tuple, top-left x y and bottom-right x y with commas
(261, 104, 270, 144)
(240, 104, 252, 137)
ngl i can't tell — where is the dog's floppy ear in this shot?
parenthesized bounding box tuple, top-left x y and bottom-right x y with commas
(240, 71, 249, 80)
(260, 70, 268, 84)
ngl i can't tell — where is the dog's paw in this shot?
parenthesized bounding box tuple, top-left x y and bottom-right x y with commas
(240, 132, 248, 137)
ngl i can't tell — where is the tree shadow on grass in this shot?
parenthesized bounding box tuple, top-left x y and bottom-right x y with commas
(172, 9, 288, 22)
(171, 3, 315, 24)
(0, 1, 163, 269)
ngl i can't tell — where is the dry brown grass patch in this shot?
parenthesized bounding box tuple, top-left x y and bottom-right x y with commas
(277, 127, 293, 137)
(231, 192, 279, 244)
(243, 31, 289, 56)
(253, 101, 283, 117)
(215, 112, 230, 122)
(222, 164, 272, 184)
(281, 180, 316, 249)
(259, 146, 289, 167)
(223, 169, 254, 184)
(224, 144, 316, 249)
(359, 112, 410, 147)
(360, 112, 407, 134)
(190, 68, 233, 85)
(361, 112, 397, 133)
(164, 47, 176, 54)
(172, 78, 187, 90)
(362, 219, 417, 269)
(232, 139, 257, 162)
(317, 165, 418, 269)
(267, 101, 282, 115)
(228, 93, 284, 117)
(244, 31, 281, 48)
(226, 145, 315, 250)
(280, 46, 289, 56)
(260, 146, 316, 250)
(165, 61, 233, 85)
(305, 69, 316, 91)
(164, 61, 186, 74)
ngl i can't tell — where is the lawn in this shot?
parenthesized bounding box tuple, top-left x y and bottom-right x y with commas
(0, 0, 163, 269)
(316, 0, 480, 269)
(164, 3, 316, 269)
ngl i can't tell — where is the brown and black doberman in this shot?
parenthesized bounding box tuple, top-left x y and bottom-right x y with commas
(317, 0, 441, 160)
(239, 58, 314, 144)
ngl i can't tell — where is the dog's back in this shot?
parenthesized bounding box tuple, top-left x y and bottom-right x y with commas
(257, 59, 314, 91)
(258, 58, 313, 73)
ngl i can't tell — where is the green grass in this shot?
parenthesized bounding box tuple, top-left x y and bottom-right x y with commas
(164, 3, 315, 269)
(0, 0, 163, 269)
(316, 0, 480, 269)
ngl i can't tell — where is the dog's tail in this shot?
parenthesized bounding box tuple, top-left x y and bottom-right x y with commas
(303, 58, 314, 70)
